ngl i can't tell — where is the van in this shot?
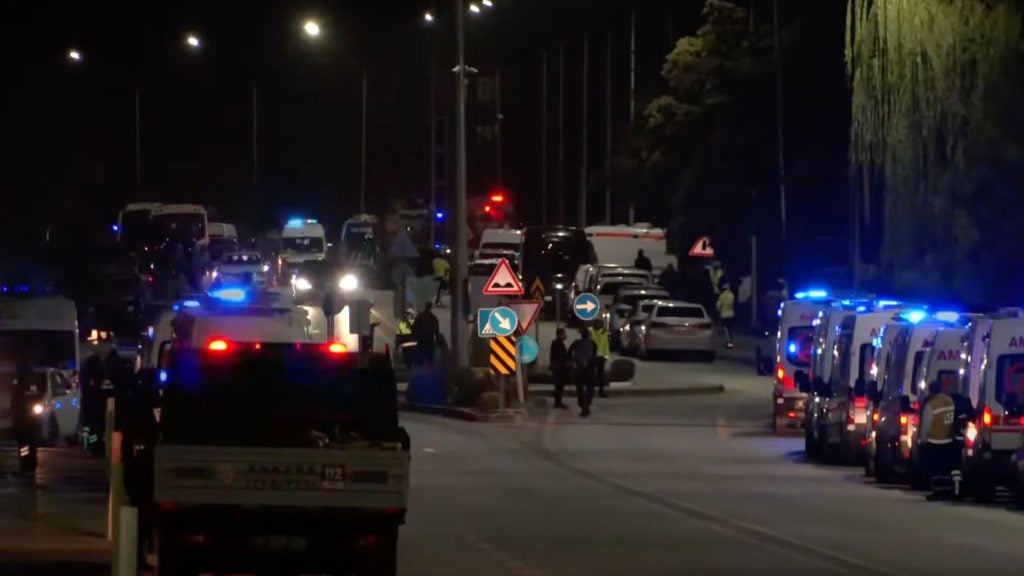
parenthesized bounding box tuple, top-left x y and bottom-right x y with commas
(585, 224, 674, 272)
(207, 222, 239, 262)
(477, 228, 522, 259)
(150, 204, 209, 247)
(280, 218, 327, 276)
(773, 295, 834, 434)
(520, 226, 595, 313)
(802, 307, 854, 459)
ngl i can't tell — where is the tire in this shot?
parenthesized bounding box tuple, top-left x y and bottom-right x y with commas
(971, 470, 996, 503)
(158, 550, 197, 576)
(354, 530, 398, 576)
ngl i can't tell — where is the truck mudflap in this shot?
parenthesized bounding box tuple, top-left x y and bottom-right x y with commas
(154, 444, 410, 510)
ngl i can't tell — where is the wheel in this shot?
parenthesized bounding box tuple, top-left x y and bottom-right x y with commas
(354, 530, 398, 576)
(158, 550, 198, 576)
(970, 469, 996, 503)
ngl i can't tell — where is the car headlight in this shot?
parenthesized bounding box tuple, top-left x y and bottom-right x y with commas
(553, 282, 565, 290)
(261, 264, 270, 273)
(32, 403, 44, 416)
(338, 273, 359, 292)
(292, 276, 313, 291)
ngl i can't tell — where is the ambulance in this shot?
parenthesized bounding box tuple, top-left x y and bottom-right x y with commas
(962, 314, 1024, 500)
(801, 305, 854, 460)
(279, 218, 327, 282)
(772, 290, 834, 434)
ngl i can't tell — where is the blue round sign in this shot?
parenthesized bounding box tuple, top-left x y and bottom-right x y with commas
(517, 335, 540, 364)
(485, 306, 518, 337)
(573, 292, 601, 321)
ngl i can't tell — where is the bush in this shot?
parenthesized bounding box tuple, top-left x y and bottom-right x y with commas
(608, 358, 636, 382)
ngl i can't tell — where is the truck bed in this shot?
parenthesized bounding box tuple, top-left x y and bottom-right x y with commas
(154, 444, 410, 510)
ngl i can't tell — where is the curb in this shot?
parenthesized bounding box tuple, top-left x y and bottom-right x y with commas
(532, 384, 725, 398)
(399, 404, 481, 421)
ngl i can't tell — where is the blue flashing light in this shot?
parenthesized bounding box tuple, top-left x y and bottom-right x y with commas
(182, 299, 201, 309)
(900, 309, 928, 324)
(54, 401, 62, 410)
(934, 311, 961, 323)
(15, 285, 29, 294)
(795, 288, 829, 300)
(876, 299, 902, 309)
(146, 326, 155, 340)
(434, 243, 442, 250)
(788, 342, 797, 355)
(855, 305, 868, 313)
(111, 224, 119, 232)
(209, 287, 248, 303)
(435, 211, 445, 221)
(172, 304, 180, 312)
(0, 285, 8, 293)
(286, 218, 305, 228)
(158, 369, 169, 384)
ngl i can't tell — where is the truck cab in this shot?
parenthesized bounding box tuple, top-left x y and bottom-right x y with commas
(137, 342, 409, 575)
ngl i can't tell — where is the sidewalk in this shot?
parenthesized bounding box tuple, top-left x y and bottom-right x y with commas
(0, 448, 109, 574)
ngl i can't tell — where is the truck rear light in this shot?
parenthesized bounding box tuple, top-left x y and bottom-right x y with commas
(207, 338, 230, 352)
(872, 410, 880, 423)
(900, 414, 909, 427)
(327, 342, 348, 354)
(787, 411, 797, 419)
(983, 405, 993, 426)
(776, 365, 785, 380)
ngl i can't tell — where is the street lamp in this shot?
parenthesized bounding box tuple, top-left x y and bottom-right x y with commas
(424, 10, 435, 24)
(67, 48, 82, 63)
(185, 33, 201, 49)
(482, 0, 494, 7)
(303, 19, 321, 38)
(468, 3, 482, 14)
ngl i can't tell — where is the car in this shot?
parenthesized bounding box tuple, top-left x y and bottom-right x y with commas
(213, 251, 268, 289)
(33, 368, 81, 444)
(773, 290, 835, 434)
(618, 298, 662, 351)
(477, 227, 522, 261)
(606, 285, 671, 347)
(594, 276, 648, 308)
(625, 300, 715, 361)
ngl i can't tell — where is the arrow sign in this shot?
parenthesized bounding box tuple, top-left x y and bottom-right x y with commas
(688, 235, 715, 258)
(501, 300, 543, 333)
(486, 305, 518, 337)
(573, 292, 601, 321)
(482, 258, 524, 296)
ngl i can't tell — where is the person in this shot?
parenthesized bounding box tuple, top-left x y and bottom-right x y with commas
(717, 280, 736, 349)
(634, 249, 653, 273)
(589, 321, 611, 398)
(657, 263, 680, 298)
(569, 327, 598, 417)
(549, 328, 571, 409)
(919, 378, 957, 500)
(710, 261, 725, 296)
(950, 377, 974, 499)
(432, 253, 451, 307)
(11, 360, 39, 476)
(396, 307, 417, 369)
(79, 354, 105, 455)
(412, 302, 440, 367)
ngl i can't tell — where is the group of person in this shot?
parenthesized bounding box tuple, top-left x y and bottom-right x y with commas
(396, 302, 445, 368)
(642, 251, 738, 350)
(549, 321, 611, 418)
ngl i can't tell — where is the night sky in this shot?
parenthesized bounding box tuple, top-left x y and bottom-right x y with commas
(0, 1, 848, 252)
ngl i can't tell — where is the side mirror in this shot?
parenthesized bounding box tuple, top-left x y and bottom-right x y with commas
(899, 395, 912, 414)
(867, 380, 880, 402)
(853, 377, 866, 398)
(795, 370, 811, 394)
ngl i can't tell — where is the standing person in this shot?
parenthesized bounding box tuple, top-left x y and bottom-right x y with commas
(432, 252, 450, 307)
(412, 302, 440, 367)
(717, 280, 736, 349)
(11, 360, 39, 476)
(950, 376, 973, 500)
(396, 308, 418, 369)
(633, 249, 653, 273)
(589, 321, 611, 398)
(569, 328, 598, 418)
(710, 261, 725, 296)
(919, 379, 956, 500)
(657, 263, 679, 298)
(549, 328, 571, 409)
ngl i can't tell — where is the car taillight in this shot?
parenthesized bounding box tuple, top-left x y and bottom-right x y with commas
(207, 338, 230, 352)
(983, 405, 993, 426)
(776, 365, 785, 380)
(327, 342, 348, 355)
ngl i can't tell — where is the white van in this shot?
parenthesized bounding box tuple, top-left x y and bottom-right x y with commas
(151, 204, 209, 247)
(280, 218, 327, 267)
(773, 296, 834, 433)
(0, 295, 81, 442)
(117, 202, 162, 250)
(585, 224, 674, 272)
(477, 228, 522, 259)
(802, 307, 853, 459)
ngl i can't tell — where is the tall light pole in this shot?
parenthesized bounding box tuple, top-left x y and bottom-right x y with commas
(452, 0, 470, 367)
(541, 51, 548, 225)
(627, 9, 637, 225)
(557, 43, 565, 225)
(604, 30, 612, 225)
(360, 67, 368, 214)
(772, 0, 788, 238)
(579, 33, 589, 229)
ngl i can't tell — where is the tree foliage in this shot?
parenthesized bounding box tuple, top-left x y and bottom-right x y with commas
(847, 0, 1024, 305)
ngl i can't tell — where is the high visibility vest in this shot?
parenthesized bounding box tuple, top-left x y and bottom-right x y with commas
(717, 290, 735, 319)
(590, 327, 610, 358)
(397, 320, 413, 336)
(921, 393, 955, 444)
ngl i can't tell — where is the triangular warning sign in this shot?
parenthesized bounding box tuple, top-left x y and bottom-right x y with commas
(482, 258, 524, 296)
(688, 236, 715, 258)
(502, 300, 543, 333)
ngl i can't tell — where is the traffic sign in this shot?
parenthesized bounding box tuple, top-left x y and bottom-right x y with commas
(476, 307, 496, 338)
(516, 334, 539, 364)
(689, 236, 715, 258)
(482, 258, 524, 296)
(530, 277, 545, 300)
(490, 335, 517, 375)
(501, 300, 543, 333)
(485, 306, 518, 337)
(573, 292, 601, 321)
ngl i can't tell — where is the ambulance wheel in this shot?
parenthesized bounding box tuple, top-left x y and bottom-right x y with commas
(864, 448, 875, 477)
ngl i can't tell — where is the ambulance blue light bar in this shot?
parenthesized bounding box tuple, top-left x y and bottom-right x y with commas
(933, 311, 961, 323)
(209, 287, 248, 303)
(795, 289, 829, 300)
(900, 309, 928, 324)
(182, 299, 201, 308)
(286, 218, 305, 228)
(876, 299, 902, 309)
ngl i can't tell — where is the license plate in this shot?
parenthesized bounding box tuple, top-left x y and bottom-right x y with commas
(320, 465, 346, 490)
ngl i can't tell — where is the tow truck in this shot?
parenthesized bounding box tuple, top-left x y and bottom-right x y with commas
(140, 339, 409, 576)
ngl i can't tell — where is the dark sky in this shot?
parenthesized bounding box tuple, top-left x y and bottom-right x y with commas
(0, 0, 847, 247)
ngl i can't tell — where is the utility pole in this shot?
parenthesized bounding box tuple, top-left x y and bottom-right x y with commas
(773, 0, 787, 237)
(605, 30, 612, 225)
(452, 0, 469, 367)
(496, 66, 503, 186)
(579, 33, 589, 229)
(360, 67, 368, 214)
(557, 43, 565, 225)
(252, 86, 259, 187)
(429, 48, 438, 244)
(627, 9, 637, 225)
(541, 52, 548, 225)
(134, 86, 141, 193)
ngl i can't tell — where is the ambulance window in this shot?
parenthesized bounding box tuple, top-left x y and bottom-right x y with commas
(833, 331, 852, 391)
(995, 354, 1024, 407)
(786, 327, 814, 368)
(858, 344, 874, 380)
(910, 351, 928, 395)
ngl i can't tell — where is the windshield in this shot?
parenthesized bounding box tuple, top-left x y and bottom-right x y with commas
(119, 209, 152, 250)
(522, 230, 592, 276)
(617, 291, 669, 308)
(151, 213, 205, 243)
(480, 242, 520, 252)
(292, 260, 337, 282)
(657, 306, 705, 319)
(0, 330, 76, 369)
(786, 326, 815, 368)
(995, 354, 1024, 407)
(599, 281, 638, 296)
(283, 237, 325, 254)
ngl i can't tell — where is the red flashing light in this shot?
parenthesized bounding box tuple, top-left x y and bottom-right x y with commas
(483, 204, 492, 213)
(786, 411, 797, 419)
(983, 406, 993, 426)
(327, 342, 348, 355)
(253, 342, 262, 350)
(490, 193, 505, 203)
(207, 338, 230, 352)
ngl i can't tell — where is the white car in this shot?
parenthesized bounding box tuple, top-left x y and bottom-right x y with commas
(624, 300, 715, 361)
(595, 276, 648, 308)
(214, 251, 268, 288)
(607, 286, 671, 342)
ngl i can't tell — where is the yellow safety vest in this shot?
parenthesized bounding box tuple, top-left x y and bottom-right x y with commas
(397, 320, 413, 336)
(921, 393, 955, 444)
(717, 290, 735, 319)
(590, 327, 610, 358)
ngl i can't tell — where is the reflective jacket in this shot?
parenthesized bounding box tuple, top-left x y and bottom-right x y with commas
(920, 392, 955, 445)
(590, 327, 611, 358)
(716, 290, 736, 319)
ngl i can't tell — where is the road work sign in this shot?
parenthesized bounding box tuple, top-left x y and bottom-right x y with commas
(688, 236, 715, 258)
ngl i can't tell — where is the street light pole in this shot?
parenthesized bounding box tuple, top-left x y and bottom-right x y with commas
(252, 85, 259, 187)
(773, 0, 787, 238)
(579, 33, 588, 229)
(557, 43, 565, 225)
(605, 29, 612, 225)
(541, 52, 548, 225)
(134, 85, 141, 193)
(627, 8, 637, 225)
(360, 66, 368, 214)
(452, 0, 469, 367)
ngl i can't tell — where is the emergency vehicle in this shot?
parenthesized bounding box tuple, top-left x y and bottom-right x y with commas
(584, 224, 674, 273)
(476, 227, 522, 259)
(280, 218, 327, 267)
(138, 340, 410, 575)
(801, 306, 854, 460)
(772, 290, 834, 434)
(207, 221, 239, 262)
(116, 202, 162, 253)
(962, 314, 1024, 500)
(150, 204, 209, 248)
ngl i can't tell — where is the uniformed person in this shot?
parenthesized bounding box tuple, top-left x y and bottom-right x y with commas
(569, 328, 598, 418)
(549, 328, 571, 409)
(717, 281, 736, 349)
(919, 379, 957, 500)
(396, 307, 417, 368)
(589, 321, 611, 398)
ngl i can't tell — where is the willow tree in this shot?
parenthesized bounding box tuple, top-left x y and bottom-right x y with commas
(847, 0, 1024, 305)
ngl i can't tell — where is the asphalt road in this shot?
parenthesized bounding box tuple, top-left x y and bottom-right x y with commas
(6, 354, 1024, 575)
